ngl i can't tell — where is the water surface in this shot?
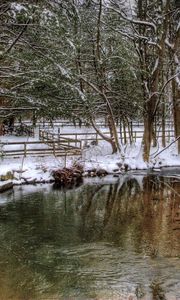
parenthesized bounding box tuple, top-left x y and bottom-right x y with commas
(0, 173, 180, 299)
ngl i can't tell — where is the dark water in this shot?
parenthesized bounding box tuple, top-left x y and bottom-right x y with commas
(0, 173, 180, 300)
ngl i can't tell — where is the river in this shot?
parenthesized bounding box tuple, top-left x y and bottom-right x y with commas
(0, 170, 180, 300)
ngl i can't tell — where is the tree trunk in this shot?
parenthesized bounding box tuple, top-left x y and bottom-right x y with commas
(107, 115, 118, 153)
(172, 80, 180, 153)
(143, 115, 154, 162)
(90, 118, 118, 153)
(161, 100, 166, 148)
(152, 116, 157, 147)
(0, 122, 4, 136)
(143, 78, 159, 161)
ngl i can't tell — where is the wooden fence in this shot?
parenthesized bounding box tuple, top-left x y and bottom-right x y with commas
(0, 141, 81, 158)
(39, 129, 82, 149)
(0, 127, 175, 159)
(39, 129, 175, 144)
(18, 119, 175, 128)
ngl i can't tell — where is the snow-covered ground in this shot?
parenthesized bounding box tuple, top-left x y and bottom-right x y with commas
(0, 124, 179, 185)
(82, 139, 180, 171)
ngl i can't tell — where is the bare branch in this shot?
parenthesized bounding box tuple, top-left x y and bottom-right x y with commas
(5, 19, 30, 54)
(154, 136, 180, 158)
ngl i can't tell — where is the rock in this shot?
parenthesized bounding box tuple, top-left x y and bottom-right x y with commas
(116, 162, 122, 168)
(124, 163, 129, 171)
(90, 172, 97, 177)
(83, 172, 89, 177)
(119, 163, 129, 171)
(87, 169, 97, 177)
(91, 140, 98, 146)
(96, 168, 108, 177)
(87, 168, 96, 173)
(0, 171, 14, 181)
(0, 181, 13, 193)
(113, 169, 119, 172)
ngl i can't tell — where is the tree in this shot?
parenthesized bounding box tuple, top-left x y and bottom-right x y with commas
(109, 0, 180, 161)
(71, 0, 142, 153)
(1, 0, 143, 154)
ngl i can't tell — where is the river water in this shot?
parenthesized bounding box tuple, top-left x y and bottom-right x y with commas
(0, 171, 180, 300)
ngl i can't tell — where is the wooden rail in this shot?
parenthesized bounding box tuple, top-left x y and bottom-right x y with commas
(18, 120, 175, 128)
(45, 130, 175, 143)
(39, 128, 175, 148)
(0, 141, 81, 158)
(0, 127, 175, 159)
(39, 129, 82, 149)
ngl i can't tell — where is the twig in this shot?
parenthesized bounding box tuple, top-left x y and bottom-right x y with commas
(5, 19, 30, 54)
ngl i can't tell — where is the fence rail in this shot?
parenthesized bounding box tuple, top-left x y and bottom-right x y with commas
(0, 141, 81, 158)
(39, 129, 82, 149)
(16, 119, 175, 128)
(40, 129, 175, 143)
(0, 126, 175, 158)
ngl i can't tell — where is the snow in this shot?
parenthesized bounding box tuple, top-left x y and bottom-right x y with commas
(66, 38, 76, 51)
(0, 155, 78, 185)
(11, 3, 27, 12)
(0, 124, 179, 186)
(0, 180, 12, 187)
(1, 139, 179, 186)
(57, 64, 70, 79)
(82, 140, 180, 172)
(151, 57, 159, 75)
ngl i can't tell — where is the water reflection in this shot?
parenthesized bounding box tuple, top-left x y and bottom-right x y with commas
(0, 174, 179, 299)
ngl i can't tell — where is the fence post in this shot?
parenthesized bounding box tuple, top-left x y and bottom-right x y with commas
(96, 132, 98, 143)
(24, 143, 27, 157)
(130, 121, 133, 144)
(123, 120, 127, 144)
(53, 142, 56, 156)
(119, 121, 122, 143)
(58, 128, 60, 147)
(58, 128, 60, 141)
(168, 129, 170, 142)
(42, 130, 45, 142)
(65, 152, 67, 167)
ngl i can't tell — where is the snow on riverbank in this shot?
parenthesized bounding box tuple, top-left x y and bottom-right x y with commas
(0, 127, 180, 185)
(82, 139, 180, 171)
(0, 155, 76, 184)
(0, 140, 179, 185)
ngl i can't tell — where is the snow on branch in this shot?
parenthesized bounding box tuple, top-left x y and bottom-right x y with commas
(165, 38, 174, 50)
(66, 82, 86, 101)
(108, 6, 157, 33)
(151, 58, 159, 76)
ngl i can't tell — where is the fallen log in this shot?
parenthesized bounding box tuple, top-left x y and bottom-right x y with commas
(0, 181, 13, 193)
